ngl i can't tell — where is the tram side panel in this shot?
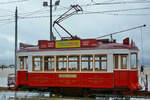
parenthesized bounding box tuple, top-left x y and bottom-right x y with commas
(27, 73, 57, 87)
(26, 72, 114, 89)
(114, 70, 141, 90)
(15, 71, 28, 87)
(15, 70, 141, 90)
(114, 70, 129, 88)
(80, 73, 114, 88)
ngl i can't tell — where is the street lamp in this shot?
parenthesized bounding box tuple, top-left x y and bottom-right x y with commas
(43, 0, 60, 41)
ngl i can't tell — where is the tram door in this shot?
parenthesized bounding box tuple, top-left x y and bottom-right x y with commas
(113, 54, 129, 88)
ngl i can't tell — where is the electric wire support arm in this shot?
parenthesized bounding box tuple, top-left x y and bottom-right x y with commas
(53, 5, 83, 40)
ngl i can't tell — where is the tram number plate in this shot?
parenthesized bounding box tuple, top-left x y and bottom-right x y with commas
(58, 74, 77, 78)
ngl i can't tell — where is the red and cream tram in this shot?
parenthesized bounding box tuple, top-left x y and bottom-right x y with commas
(15, 38, 141, 94)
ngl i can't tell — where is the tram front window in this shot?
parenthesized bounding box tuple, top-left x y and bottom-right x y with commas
(56, 56, 67, 71)
(32, 56, 43, 71)
(131, 53, 137, 69)
(68, 56, 79, 71)
(95, 55, 107, 71)
(19, 56, 28, 70)
(44, 56, 54, 71)
(121, 55, 127, 69)
(81, 55, 93, 71)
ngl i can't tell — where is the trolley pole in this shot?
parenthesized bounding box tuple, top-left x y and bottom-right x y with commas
(15, 7, 18, 80)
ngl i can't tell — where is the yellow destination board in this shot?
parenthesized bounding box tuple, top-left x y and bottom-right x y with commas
(56, 40, 80, 48)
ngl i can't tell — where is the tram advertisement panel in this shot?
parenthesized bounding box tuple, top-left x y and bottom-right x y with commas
(56, 40, 80, 48)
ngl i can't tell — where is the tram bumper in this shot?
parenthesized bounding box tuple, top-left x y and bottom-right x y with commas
(129, 83, 142, 90)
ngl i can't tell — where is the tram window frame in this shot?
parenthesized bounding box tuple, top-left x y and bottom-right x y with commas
(56, 56, 67, 71)
(114, 55, 119, 69)
(121, 55, 128, 69)
(95, 55, 107, 71)
(19, 56, 28, 70)
(32, 56, 43, 71)
(131, 53, 138, 69)
(44, 56, 54, 71)
(68, 55, 80, 71)
(81, 55, 93, 71)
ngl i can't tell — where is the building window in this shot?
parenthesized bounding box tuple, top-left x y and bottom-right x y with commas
(44, 56, 54, 71)
(68, 55, 80, 71)
(81, 55, 93, 71)
(56, 56, 67, 71)
(32, 56, 43, 71)
(131, 53, 137, 69)
(114, 55, 119, 69)
(95, 55, 107, 71)
(121, 55, 127, 69)
(19, 56, 28, 70)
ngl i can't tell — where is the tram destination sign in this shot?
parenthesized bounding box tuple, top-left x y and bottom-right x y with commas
(38, 39, 98, 49)
(56, 40, 80, 48)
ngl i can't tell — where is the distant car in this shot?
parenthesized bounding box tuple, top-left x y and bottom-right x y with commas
(9, 65, 15, 68)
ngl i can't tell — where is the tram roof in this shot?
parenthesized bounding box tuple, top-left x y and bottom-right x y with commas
(17, 38, 138, 53)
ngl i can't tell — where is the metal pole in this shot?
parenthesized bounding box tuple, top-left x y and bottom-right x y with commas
(15, 7, 18, 80)
(50, 0, 53, 41)
(145, 74, 148, 92)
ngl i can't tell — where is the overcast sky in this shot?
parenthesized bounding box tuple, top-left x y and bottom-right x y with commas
(0, 0, 150, 65)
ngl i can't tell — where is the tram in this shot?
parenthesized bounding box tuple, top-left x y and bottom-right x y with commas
(15, 37, 142, 94)
(14, 5, 145, 95)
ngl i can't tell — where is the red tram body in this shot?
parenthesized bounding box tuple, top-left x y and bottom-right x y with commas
(15, 38, 142, 94)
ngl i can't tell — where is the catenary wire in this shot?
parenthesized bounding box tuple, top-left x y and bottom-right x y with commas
(0, 0, 29, 5)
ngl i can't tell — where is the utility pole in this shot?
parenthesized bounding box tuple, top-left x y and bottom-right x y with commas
(15, 7, 18, 80)
(50, 0, 53, 41)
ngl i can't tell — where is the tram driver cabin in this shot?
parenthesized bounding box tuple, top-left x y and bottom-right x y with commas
(15, 38, 141, 93)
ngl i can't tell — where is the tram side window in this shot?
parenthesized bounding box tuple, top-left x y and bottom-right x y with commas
(32, 56, 43, 71)
(19, 56, 28, 70)
(131, 53, 137, 69)
(81, 55, 93, 71)
(68, 56, 80, 71)
(44, 56, 54, 71)
(56, 56, 67, 71)
(95, 55, 107, 71)
(121, 55, 127, 69)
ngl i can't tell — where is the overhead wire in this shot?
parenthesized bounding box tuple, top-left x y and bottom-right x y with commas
(58, 1, 150, 9)
(18, 6, 70, 18)
(0, 18, 14, 22)
(0, 21, 15, 28)
(0, 0, 29, 5)
(93, 1, 150, 5)
(101, 0, 116, 3)
(1, 0, 150, 23)
(0, 14, 14, 18)
(1, 0, 150, 21)
(81, 7, 150, 15)
(106, 13, 150, 16)
(19, 8, 47, 17)
(17, 6, 150, 20)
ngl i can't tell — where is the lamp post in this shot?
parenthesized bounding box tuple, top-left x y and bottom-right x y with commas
(43, 0, 60, 41)
(43, 0, 53, 41)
